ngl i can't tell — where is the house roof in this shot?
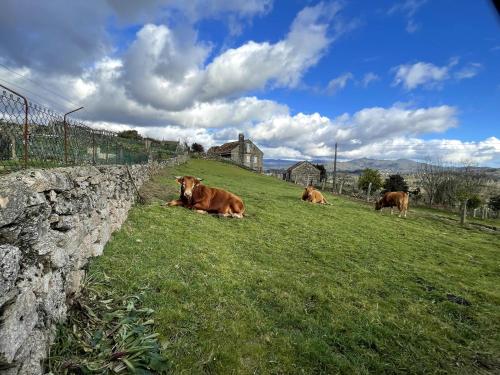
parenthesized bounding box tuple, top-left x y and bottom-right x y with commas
(286, 160, 319, 173)
(208, 141, 239, 154)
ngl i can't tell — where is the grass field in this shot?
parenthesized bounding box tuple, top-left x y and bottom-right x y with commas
(88, 159, 499, 374)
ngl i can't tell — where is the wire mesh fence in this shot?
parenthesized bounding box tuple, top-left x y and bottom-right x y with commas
(0, 85, 181, 175)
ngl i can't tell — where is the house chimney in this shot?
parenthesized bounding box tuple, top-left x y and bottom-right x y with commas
(238, 133, 245, 164)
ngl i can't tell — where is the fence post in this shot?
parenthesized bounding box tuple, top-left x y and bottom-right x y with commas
(460, 199, 468, 225)
(366, 182, 372, 202)
(63, 107, 84, 165)
(339, 180, 344, 195)
(322, 178, 326, 190)
(0, 84, 29, 168)
(92, 131, 96, 165)
(473, 208, 477, 218)
(332, 142, 337, 193)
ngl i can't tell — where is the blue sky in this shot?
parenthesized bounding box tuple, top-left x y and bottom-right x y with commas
(0, 0, 499, 165)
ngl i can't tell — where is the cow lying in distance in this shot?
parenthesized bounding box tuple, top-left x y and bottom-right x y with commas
(375, 191, 409, 217)
(167, 176, 245, 218)
(302, 186, 329, 205)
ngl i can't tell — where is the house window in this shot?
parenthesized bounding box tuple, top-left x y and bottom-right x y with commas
(246, 143, 251, 153)
(245, 155, 251, 163)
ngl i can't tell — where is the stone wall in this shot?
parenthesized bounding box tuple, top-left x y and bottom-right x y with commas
(0, 155, 187, 374)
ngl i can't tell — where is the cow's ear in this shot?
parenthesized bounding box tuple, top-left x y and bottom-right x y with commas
(195, 177, 203, 183)
(175, 176, 182, 184)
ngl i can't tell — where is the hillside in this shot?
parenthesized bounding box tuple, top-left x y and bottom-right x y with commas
(63, 160, 500, 373)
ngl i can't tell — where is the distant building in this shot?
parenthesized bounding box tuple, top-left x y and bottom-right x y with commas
(284, 161, 321, 186)
(208, 133, 263, 172)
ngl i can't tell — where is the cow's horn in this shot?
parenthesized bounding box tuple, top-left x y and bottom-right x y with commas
(175, 176, 182, 179)
(196, 177, 203, 181)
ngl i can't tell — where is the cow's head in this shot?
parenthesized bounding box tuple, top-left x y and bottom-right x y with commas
(302, 186, 314, 200)
(374, 199, 383, 210)
(175, 176, 203, 199)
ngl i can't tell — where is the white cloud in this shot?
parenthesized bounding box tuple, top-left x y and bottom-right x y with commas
(247, 104, 458, 157)
(0, 0, 273, 75)
(393, 58, 480, 90)
(98, 2, 344, 111)
(327, 72, 353, 93)
(202, 2, 342, 100)
(387, 0, 427, 34)
(393, 62, 449, 90)
(339, 137, 500, 166)
(361, 72, 379, 87)
(454, 63, 482, 80)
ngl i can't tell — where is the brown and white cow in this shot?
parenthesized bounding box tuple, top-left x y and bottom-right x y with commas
(302, 186, 329, 205)
(375, 191, 409, 217)
(167, 176, 245, 218)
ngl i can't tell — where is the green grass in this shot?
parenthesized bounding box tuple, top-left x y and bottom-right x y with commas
(88, 159, 500, 374)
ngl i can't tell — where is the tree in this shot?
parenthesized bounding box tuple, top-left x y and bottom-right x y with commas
(467, 194, 482, 210)
(416, 158, 449, 206)
(383, 174, 408, 192)
(191, 143, 204, 153)
(454, 163, 486, 224)
(489, 195, 500, 211)
(117, 130, 142, 140)
(314, 164, 327, 182)
(358, 168, 383, 192)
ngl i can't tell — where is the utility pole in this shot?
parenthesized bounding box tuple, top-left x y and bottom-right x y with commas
(332, 142, 337, 193)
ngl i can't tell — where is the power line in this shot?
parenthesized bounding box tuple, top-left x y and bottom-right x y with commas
(0, 63, 79, 109)
(0, 76, 68, 112)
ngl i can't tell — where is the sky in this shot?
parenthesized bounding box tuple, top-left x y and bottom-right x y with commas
(0, 0, 499, 165)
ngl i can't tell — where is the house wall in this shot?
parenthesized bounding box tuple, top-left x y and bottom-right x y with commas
(230, 141, 263, 172)
(289, 163, 321, 186)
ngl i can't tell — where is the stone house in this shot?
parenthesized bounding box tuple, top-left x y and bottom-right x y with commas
(208, 134, 263, 172)
(284, 161, 321, 186)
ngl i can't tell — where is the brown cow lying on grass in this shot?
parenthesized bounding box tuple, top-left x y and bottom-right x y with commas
(375, 191, 409, 217)
(167, 176, 245, 218)
(302, 186, 329, 205)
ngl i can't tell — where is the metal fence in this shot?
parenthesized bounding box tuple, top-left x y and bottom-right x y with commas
(0, 84, 181, 175)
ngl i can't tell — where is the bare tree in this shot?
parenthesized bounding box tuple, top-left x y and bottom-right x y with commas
(416, 157, 449, 206)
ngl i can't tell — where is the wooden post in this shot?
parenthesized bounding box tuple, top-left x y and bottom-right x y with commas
(332, 142, 337, 193)
(92, 132, 96, 165)
(10, 135, 16, 160)
(473, 208, 477, 218)
(481, 205, 486, 220)
(322, 178, 326, 190)
(339, 180, 344, 195)
(366, 182, 372, 202)
(460, 199, 468, 225)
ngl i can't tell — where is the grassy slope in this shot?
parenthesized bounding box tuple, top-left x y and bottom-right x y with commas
(90, 160, 500, 374)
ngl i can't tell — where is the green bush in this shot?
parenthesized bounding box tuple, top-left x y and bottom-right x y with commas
(358, 168, 383, 192)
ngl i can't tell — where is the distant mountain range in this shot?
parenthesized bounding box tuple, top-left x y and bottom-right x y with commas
(264, 158, 500, 178)
(264, 158, 424, 173)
